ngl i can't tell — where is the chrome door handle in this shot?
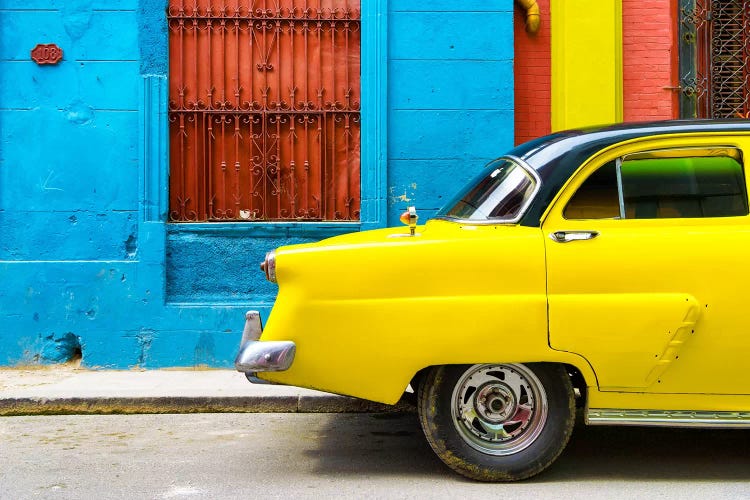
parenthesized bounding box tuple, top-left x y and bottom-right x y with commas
(549, 230, 599, 243)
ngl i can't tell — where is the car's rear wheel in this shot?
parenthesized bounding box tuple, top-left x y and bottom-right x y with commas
(417, 363, 575, 481)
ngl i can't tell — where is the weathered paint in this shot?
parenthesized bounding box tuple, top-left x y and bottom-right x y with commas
(0, 1, 515, 368)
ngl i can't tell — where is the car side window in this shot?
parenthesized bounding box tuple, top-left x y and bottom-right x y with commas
(564, 149, 749, 220)
(621, 156, 748, 219)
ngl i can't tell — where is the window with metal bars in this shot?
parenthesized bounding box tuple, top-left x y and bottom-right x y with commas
(167, 1, 361, 222)
(678, 0, 750, 118)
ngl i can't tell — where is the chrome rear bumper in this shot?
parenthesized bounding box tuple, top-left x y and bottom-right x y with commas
(234, 311, 296, 382)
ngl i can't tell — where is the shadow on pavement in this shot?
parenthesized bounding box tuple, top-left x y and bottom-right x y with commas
(546, 421, 750, 482)
(304, 412, 446, 478)
(308, 412, 750, 482)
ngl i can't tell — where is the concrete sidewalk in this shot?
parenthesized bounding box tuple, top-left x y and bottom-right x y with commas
(0, 368, 409, 416)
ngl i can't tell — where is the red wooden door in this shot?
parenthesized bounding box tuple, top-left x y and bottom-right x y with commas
(168, 1, 361, 222)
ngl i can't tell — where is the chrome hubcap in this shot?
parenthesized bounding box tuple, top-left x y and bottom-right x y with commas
(476, 384, 516, 423)
(451, 364, 548, 456)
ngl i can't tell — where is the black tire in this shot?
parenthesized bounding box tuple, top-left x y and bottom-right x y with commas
(417, 363, 575, 482)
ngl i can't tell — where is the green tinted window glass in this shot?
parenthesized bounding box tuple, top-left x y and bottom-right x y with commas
(621, 156, 748, 219)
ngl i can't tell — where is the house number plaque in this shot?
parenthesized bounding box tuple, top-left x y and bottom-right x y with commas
(31, 44, 63, 65)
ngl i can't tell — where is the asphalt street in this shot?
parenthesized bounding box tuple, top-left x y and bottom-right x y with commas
(1, 412, 749, 499)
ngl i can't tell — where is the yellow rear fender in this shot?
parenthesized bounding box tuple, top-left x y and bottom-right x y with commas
(257, 220, 596, 404)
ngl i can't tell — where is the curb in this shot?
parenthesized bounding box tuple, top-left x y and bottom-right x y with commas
(0, 396, 415, 416)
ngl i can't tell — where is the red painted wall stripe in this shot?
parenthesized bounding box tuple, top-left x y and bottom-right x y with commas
(514, 0, 552, 145)
(622, 0, 679, 121)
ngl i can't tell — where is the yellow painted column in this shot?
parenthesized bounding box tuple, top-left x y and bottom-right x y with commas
(551, 0, 623, 131)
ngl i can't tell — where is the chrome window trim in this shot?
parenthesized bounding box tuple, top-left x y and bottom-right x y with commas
(615, 157, 626, 219)
(434, 155, 542, 225)
(622, 145, 743, 162)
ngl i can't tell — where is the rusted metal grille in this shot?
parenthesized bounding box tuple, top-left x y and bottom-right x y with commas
(168, 1, 361, 222)
(679, 0, 750, 118)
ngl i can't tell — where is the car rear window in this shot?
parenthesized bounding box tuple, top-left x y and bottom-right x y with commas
(438, 159, 538, 221)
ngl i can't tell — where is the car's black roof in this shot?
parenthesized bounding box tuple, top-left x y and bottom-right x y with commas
(511, 119, 750, 227)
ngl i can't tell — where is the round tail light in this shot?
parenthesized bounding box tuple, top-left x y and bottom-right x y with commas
(260, 250, 277, 283)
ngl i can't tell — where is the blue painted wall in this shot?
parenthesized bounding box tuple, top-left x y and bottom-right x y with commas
(387, 1, 515, 224)
(0, 0, 514, 368)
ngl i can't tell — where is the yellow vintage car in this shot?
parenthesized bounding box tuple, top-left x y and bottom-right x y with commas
(235, 120, 750, 481)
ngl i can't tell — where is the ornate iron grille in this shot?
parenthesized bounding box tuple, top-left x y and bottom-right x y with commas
(168, 1, 361, 222)
(678, 0, 750, 118)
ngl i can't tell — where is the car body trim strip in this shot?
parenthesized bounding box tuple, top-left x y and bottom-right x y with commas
(587, 408, 750, 428)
